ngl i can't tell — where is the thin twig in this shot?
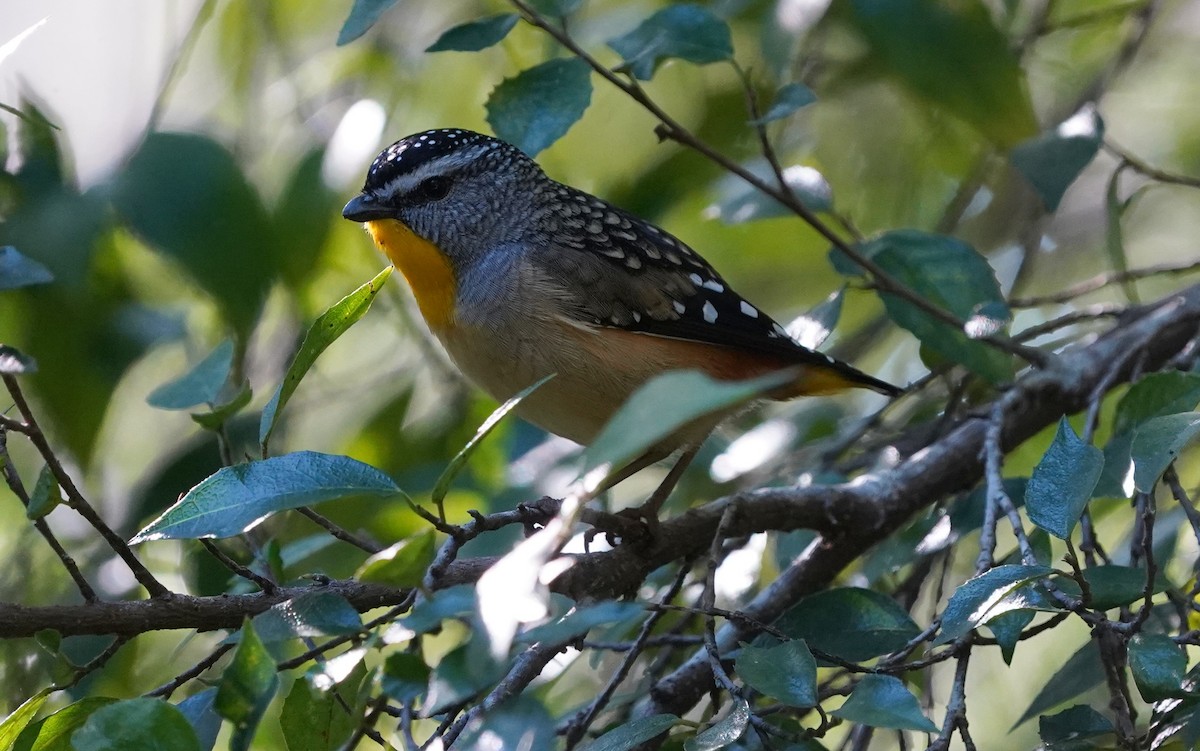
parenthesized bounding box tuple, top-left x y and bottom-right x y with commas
(200, 539, 278, 594)
(296, 507, 382, 554)
(1011, 260, 1200, 307)
(147, 642, 235, 698)
(2, 374, 170, 598)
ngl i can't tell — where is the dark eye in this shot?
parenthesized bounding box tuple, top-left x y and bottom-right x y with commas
(417, 176, 451, 202)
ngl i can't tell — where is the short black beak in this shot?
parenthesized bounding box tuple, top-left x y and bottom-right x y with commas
(342, 194, 394, 222)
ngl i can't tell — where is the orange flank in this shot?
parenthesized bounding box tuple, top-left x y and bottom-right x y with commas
(365, 219, 458, 330)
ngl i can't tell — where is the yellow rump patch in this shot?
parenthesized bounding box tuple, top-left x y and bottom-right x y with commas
(364, 219, 457, 330)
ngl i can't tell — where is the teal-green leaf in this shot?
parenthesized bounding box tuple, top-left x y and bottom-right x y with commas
(845, 0, 1037, 147)
(260, 266, 393, 451)
(1013, 641, 1104, 728)
(986, 609, 1035, 664)
(0, 245, 53, 290)
(271, 148, 336, 290)
(1081, 564, 1168, 610)
(215, 622, 278, 751)
(26, 464, 63, 520)
(110, 133, 275, 334)
(431, 374, 552, 510)
(191, 383, 252, 431)
(0, 344, 37, 375)
(517, 601, 643, 645)
(684, 699, 749, 751)
(1010, 108, 1104, 212)
(608, 4, 733, 81)
(427, 14, 518, 52)
(130, 451, 400, 542)
(527, 0, 583, 15)
(710, 161, 833, 222)
(425, 642, 498, 716)
(735, 640, 817, 707)
(1038, 705, 1112, 745)
(457, 697, 556, 751)
(381, 653, 430, 704)
(1130, 412, 1200, 492)
(355, 529, 437, 588)
(1129, 633, 1187, 702)
(13, 697, 117, 751)
(774, 587, 921, 661)
(251, 591, 363, 643)
(583, 369, 794, 475)
(749, 82, 816, 125)
(486, 58, 593, 157)
(1026, 418, 1104, 539)
(831, 675, 938, 733)
(176, 689, 220, 751)
(1114, 371, 1200, 435)
(935, 564, 1056, 645)
(854, 230, 1013, 384)
(337, 0, 398, 45)
(581, 715, 679, 751)
(71, 699, 200, 751)
(147, 340, 235, 410)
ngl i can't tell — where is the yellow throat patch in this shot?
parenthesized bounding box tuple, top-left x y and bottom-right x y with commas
(364, 219, 457, 330)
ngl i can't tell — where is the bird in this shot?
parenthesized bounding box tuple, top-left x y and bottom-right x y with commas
(342, 128, 899, 521)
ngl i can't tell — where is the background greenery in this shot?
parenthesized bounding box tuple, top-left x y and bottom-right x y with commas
(1, 0, 1200, 748)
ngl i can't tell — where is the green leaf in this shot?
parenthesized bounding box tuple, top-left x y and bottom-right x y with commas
(527, 0, 583, 16)
(1081, 564, 1167, 610)
(1130, 412, 1200, 492)
(191, 383, 253, 430)
(337, 0, 398, 45)
(175, 689, 220, 751)
(1010, 108, 1104, 212)
(854, 230, 1013, 384)
(986, 609, 1035, 664)
(0, 690, 52, 749)
(1014, 641, 1104, 728)
(517, 601, 644, 645)
(427, 14, 518, 52)
(131, 451, 400, 542)
(425, 642, 500, 716)
(936, 564, 1056, 644)
(0, 245, 53, 289)
(845, 0, 1037, 146)
(271, 148, 336, 290)
(790, 287, 844, 350)
(584, 369, 794, 475)
(260, 266, 393, 451)
(26, 464, 63, 520)
(486, 58, 593, 157)
(215, 621, 278, 751)
(1130, 633, 1187, 702)
(736, 640, 817, 707)
(775, 587, 921, 661)
(457, 697, 556, 751)
(71, 699, 200, 751)
(251, 591, 362, 643)
(432, 375, 552, 510)
(355, 529, 437, 588)
(147, 340, 235, 410)
(608, 4, 733, 81)
(1114, 371, 1200, 435)
(13, 697, 117, 751)
(279, 665, 366, 751)
(1039, 705, 1113, 745)
(684, 699, 749, 751)
(1026, 418, 1104, 539)
(749, 82, 816, 125)
(0, 344, 37, 375)
(111, 133, 275, 334)
(381, 653, 430, 704)
(831, 675, 938, 733)
(400, 586, 475, 634)
(581, 715, 679, 751)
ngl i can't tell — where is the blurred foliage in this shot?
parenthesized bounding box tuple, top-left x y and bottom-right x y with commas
(1, 0, 1199, 748)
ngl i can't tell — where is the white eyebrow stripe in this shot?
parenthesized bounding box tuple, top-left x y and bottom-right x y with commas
(375, 145, 493, 200)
